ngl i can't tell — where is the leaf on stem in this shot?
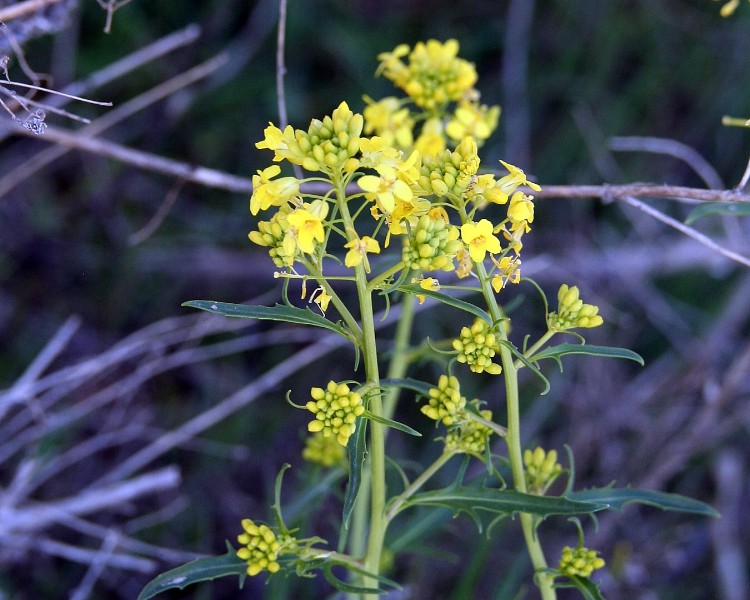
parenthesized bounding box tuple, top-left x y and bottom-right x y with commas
(567, 486, 719, 518)
(341, 416, 368, 529)
(183, 300, 355, 342)
(685, 202, 750, 225)
(396, 284, 491, 324)
(364, 410, 422, 436)
(531, 343, 644, 369)
(554, 575, 606, 600)
(136, 542, 246, 600)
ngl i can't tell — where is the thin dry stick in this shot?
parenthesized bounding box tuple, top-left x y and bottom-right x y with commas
(128, 179, 185, 245)
(69, 529, 121, 600)
(738, 155, 750, 191)
(0, 0, 63, 23)
(276, 0, 302, 179)
(532, 183, 750, 204)
(0, 52, 228, 198)
(621, 194, 750, 268)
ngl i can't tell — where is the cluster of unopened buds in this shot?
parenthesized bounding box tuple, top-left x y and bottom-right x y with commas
(558, 545, 606, 579)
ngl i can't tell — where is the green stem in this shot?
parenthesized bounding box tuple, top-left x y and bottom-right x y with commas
(333, 175, 386, 598)
(385, 450, 454, 522)
(382, 292, 415, 422)
(366, 260, 407, 292)
(472, 258, 556, 600)
(517, 329, 556, 367)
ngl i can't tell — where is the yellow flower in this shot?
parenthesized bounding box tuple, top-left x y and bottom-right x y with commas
(491, 255, 521, 292)
(250, 165, 299, 215)
(507, 191, 535, 233)
(236, 519, 285, 576)
(414, 118, 447, 157)
(302, 431, 346, 467)
(460, 219, 501, 262)
(414, 276, 440, 304)
(345, 234, 381, 272)
(358, 164, 413, 214)
(446, 102, 501, 144)
(363, 96, 414, 149)
(311, 287, 332, 313)
(286, 200, 328, 254)
(497, 160, 541, 195)
(359, 136, 401, 169)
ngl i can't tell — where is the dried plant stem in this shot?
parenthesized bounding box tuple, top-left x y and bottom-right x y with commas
(0, 0, 63, 24)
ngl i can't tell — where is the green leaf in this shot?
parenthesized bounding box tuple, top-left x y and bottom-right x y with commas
(498, 340, 550, 395)
(380, 377, 434, 396)
(341, 417, 368, 530)
(319, 561, 401, 595)
(365, 410, 422, 437)
(567, 486, 719, 518)
(401, 485, 607, 530)
(396, 284, 491, 324)
(531, 343, 644, 367)
(137, 542, 245, 600)
(183, 300, 354, 342)
(555, 575, 606, 600)
(685, 202, 750, 225)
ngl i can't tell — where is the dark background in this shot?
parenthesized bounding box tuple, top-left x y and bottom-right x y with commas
(0, 1, 749, 599)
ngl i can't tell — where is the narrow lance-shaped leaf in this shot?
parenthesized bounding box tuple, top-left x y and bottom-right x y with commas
(567, 486, 719, 518)
(401, 485, 608, 531)
(531, 343, 644, 367)
(137, 542, 246, 600)
(341, 417, 368, 530)
(183, 300, 355, 342)
(554, 575, 606, 600)
(396, 284, 491, 324)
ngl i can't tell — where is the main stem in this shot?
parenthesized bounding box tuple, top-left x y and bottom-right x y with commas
(333, 176, 386, 596)
(473, 260, 556, 600)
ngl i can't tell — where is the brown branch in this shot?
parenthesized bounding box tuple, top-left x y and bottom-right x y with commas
(532, 183, 750, 204)
(0, 0, 62, 22)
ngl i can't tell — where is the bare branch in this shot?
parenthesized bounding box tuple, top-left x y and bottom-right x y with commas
(0, 0, 64, 24)
(620, 194, 750, 268)
(532, 183, 750, 204)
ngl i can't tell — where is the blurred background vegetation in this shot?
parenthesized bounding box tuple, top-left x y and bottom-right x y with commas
(0, 0, 749, 599)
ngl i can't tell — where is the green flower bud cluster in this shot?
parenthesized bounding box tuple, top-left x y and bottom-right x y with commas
(547, 284, 604, 332)
(419, 137, 479, 198)
(302, 431, 347, 468)
(248, 205, 294, 267)
(452, 318, 502, 375)
(306, 381, 365, 446)
(523, 447, 563, 495)
(558, 545, 606, 579)
(302, 102, 363, 173)
(444, 408, 493, 455)
(422, 374, 466, 425)
(402, 214, 462, 271)
(237, 519, 295, 576)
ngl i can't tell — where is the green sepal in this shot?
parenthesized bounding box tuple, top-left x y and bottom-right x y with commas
(567, 486, 719, 518)
(553, 574, 606, 600)
(341, 416, 368, 529)
(685, 202, 750, 225)
(364, 410, 422, 437)
(182, 300, 356, 344)
(531, 343, 644, 369)
(136, 541, 246, 600)
(396, 284, 491, 324)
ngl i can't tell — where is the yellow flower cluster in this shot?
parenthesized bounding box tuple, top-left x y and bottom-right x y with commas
(452, 318, 502, 375)
(236, 519, 292, 577)
(444, 408, 494, 456)
(523, 447, 563, 495)
(547, 284, 604, 332)
(306, 381, 365, 446)
(418, 137, 479, 199)
(377, 39, 477, 112)
(402, 213, 462, 272)
(422, 374, 466, 426)
(302, 431, 347, 468)
(558, 545, 606, 579)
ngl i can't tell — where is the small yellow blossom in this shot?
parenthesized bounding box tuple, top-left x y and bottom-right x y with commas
(507, 191, 535, 234)
(302, 431, 346, 467)
(237, 519, 288, 577)
(310, 287, 332, 314)
(524, 447, 563, 495)
(250, 165, 300, 215)
(345, 234, 381, 272)
(363, 96, 414, 149)
(558, 546, 606, 579)
(422, 374, 466, 425)
(414, 118, 447, 157)
(306, 381, 366, 446)
(452, 318, 502, 375)
(446, 102, 501, 144)
(414, 276, 440, 304)
(497, 160, 541, 195)
(460, 219, 501, 262)
(491, 256, 521, 292)
(285, 200, 329, 255)
(547, 284, 604, 331)
(359, 136, 401, 169)
(358, 164, 413, 214)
